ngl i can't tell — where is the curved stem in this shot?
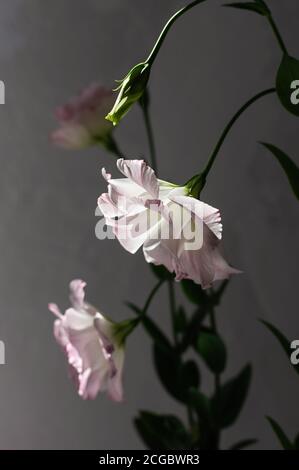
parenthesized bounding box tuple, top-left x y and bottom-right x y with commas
(267, 13, 288, 55)
(146, 0, 206, 66)
(209, 303, 220, 449)
(140, 91, 158, 171)
(101, 134, 123, 158)
(141, 279, 165, 317)
(209, 306, 220, 396)
(201, 88, 276, 181)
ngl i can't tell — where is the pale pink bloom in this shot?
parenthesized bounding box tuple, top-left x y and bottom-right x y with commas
(51, 84, 114, 149)
(98, 159, 240, 289)
(49, 279, 124, 401)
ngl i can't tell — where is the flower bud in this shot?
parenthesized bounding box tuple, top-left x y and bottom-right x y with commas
(106, 62, 150, 126)
(51, 84, 114, 150)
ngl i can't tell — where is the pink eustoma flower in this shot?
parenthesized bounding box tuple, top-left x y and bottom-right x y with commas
(49, 279, 124, 401)
(98, 159, 240, 289)
(51, 84, 114, 149)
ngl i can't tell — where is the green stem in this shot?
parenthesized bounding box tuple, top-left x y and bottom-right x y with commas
(209, 304, 220, 395)
(209, 305, 221, 449)
(141, 279, 165, 317)
(187, 404, 196, 433)
(140, 90, 158, 171)
(267, 12, 288, 55)
(209, 303, 220, 449)
(146, 0, 207, 66)
(168, 280, 178, 346)
(101, 134, 123, 158)
(178, 306, 207, 353)
(201, 87, 275, 182)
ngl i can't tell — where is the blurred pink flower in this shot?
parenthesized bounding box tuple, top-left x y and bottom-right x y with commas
(98, 159, 240, 288)
(49, 279, 124, 401)
(51, 84, 114, 149)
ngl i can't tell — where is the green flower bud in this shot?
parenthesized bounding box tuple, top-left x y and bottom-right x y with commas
(106, 62, 150, 126)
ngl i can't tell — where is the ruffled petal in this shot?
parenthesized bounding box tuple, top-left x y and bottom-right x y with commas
(211, 248, 242, 281)
(178, 225, 218, 288)
(69, 279, 87, 310)
(107, 348, 125, 402)
(117, 159, 159, 198)
(50, 280, 125, 401)
(78, 367, 109, 400)
(169, 195, 222, 240)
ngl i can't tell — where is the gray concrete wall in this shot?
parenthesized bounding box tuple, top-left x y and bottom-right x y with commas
(0, 0, 298, 449)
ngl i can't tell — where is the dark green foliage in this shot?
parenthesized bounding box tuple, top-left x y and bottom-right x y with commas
(260, 143, 299, 200)
(211, 364, 252, 428)
(153, 343, 200, 403)
(135, 411, 191, 450)
(224, 2, 270, 16)
(195, 331, 227, 374)
(266, 417, 293, 450)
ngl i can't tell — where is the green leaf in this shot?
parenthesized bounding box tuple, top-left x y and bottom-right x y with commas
(276, 54, 299, 116)
(179, 308, 208, 353)
(223, 2, 270, 15)
(189, 389, 211, 426)
(174, 306, 188, 334)
(195, 331, 227, 374)
(135, 411, 191, 450)
(261, 320, 299, 375)
(229, 438, 258, 450)
(181, 279, 206, 305)
(211, 364, 252, 428)
(126, 301, 171, 350)
(153, 343, 200, 403)
(266, 416, 293, 450)
(188, 389, 220, 450)
(182, 360, 200, 393)
(142, 316, 172, 350)
(212, 280, 229, 306)
(260, 143, 299, 200)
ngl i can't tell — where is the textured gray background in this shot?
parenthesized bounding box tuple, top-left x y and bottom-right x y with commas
(0, 0, 298, 450)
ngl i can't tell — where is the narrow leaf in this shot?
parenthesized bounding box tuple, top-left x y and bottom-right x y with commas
(174, 306, 188, 334)
(260, 143, 299, 200)
(188, 389, 220, 450)
(135, 411, 191, 450)
(224, 2, 269, 15)
(211, 364, 252, 428)
(195, 331, 227, 374)
(126, 301, 171, 350)
(189, 388, 211, 425)
(182, 360, 200, 394)
(179, 307, 208, 353)
(154, 343, 200, 403)
(261, 319, 299, 375)
(266, 416, 293, 450)
(229, 438, 258, 450)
